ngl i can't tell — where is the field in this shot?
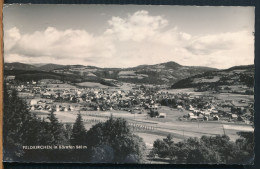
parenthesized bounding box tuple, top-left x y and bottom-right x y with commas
(164, 88, 254, 102)
(18, 92, 35, 98)
(33, 105, 253, 148)
(76, 82, 112, 88)
(214, 93, 254, 102)
(47, 83, 77, 89)
(160, 88, 195, 94)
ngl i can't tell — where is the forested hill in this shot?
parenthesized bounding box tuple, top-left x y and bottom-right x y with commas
(171, 65, 254, 91)
(4, 61, 217, 85)
(4, 62, 65, 71)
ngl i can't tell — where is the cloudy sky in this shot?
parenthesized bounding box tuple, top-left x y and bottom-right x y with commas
(3, 4, 255, 69)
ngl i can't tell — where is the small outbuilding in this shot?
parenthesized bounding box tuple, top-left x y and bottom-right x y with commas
(158, 113, 166, 118)
(30, 99, 37, 105)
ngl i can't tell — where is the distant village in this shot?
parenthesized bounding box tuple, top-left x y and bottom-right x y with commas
(5, 76, 254, 124)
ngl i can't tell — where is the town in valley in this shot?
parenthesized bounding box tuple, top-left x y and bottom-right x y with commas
(4, 61, 254, 152)
(3, 5, 255, 163)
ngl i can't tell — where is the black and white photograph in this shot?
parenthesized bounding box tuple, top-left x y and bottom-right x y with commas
(3, 4, 255, 164)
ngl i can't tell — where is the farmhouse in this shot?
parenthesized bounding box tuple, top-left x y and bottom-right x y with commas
(177, 105, 183, 110)
(218, 107, 232, 113)
(201, 110, 210, 117)
(5, 75, 15, 81)
(158, 113, 166, 118)
(231, 114, 238, 119)
(30, 99, 38, 105)
(213, 115, 219, 121)
(188, 113, 197, 120)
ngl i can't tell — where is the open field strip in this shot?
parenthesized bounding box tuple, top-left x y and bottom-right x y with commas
(47, 110, 253, 142)
(223, 125, 254, 131)
(76, 82, 112, 88)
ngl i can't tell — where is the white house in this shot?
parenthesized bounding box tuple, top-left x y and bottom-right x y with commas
(5, 76, 15, 81)
(158, 113, 166, 118)
(188, 113, 197, 120)
(30, 99, 37, 105)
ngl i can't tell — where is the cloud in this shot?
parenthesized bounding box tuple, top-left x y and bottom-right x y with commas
(186, 31, 251, 55)
(4, 27, 21, 51)
(183, 30, 254, 68)
(105, 10, 169, 42)
(5, 27, 116, 65)
(4, 10, 254, 69)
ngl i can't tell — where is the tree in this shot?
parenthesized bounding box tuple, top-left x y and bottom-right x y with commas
(64, 124, 73, 141)
(200, 135, 239, 163)
(186, 145, 221, 164)
(163, 134, 174, 146)
(3, 85, 74, 162)
(152, 139, 170, 158)
(150, 109, 159, 118)
(151, 134, 174, 159)
(86, 117, 146, 163)
(91, 145, 114, 163)
(81, 94, 87, 101)
(70, 113, 87, 146)
(68, 113, 89, 162)
(235, 131, 254, 164)
(150, 134, 251, 164)
(236, 132, 254, 152)
(22, 114, 44, 145)
(46, 111, 66, 145)
(3, 86, 34, 161)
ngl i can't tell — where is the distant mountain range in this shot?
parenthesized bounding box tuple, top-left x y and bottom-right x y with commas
(5, 63, 65, 72)
(4, 61, 218, 85)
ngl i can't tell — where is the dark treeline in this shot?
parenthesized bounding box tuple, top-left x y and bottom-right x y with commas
(3, 85, 146, 163)
(149, 133, 254, 164)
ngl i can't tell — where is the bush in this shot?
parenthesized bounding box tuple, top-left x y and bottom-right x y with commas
(86, 117, 146, 163)
(150, 134, 254, 164)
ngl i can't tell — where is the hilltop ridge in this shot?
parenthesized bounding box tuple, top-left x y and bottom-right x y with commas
(4, 61, 217, 85)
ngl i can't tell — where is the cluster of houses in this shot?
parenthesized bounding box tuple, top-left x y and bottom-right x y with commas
(29, 99, 79, 112)
(9, 80, 176, 117)
(183, 98, 253, 123)
(6, 79, 254, 123)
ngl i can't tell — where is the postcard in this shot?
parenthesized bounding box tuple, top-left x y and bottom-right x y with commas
(3, 4, 255, 164)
